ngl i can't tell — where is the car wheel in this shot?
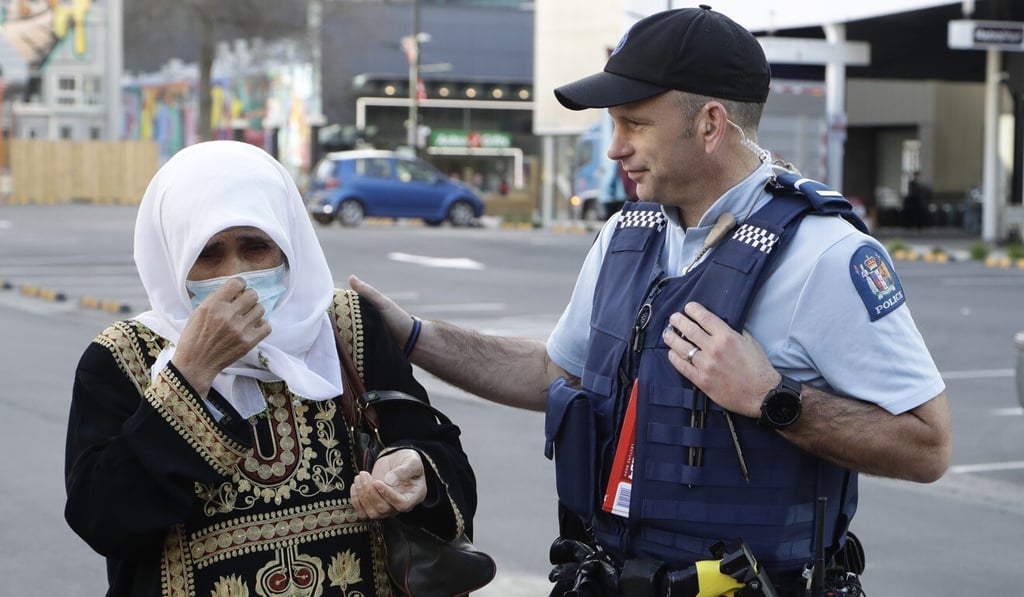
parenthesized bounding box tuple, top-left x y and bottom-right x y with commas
(447, 200, 476, 227)
(338, 199, 365, 227)
(312, 213, 334, 226)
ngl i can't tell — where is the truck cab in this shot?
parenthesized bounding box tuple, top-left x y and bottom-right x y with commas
(570, 118, 634, 222)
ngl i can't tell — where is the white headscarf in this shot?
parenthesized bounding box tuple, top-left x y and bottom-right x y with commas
(134, 140, 343, 419)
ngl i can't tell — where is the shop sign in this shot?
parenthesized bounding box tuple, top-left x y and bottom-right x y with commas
(430, 129, 512, 149)
(949, 20, 1024, 51)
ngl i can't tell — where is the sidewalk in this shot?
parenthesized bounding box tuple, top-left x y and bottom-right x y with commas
(871, 226, 1020, 266)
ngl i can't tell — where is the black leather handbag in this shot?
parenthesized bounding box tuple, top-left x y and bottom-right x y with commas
(336, 336, 496, 597)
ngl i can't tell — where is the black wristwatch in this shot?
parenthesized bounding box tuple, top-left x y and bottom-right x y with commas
(758, 375, 803, 430)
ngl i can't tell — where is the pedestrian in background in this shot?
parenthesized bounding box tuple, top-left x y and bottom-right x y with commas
(64, 140, 477, 596)
(902, 170, 930, 229)
(351, 6, 951, 595)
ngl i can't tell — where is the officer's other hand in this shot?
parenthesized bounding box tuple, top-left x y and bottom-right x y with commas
(663, 301, 779, 419)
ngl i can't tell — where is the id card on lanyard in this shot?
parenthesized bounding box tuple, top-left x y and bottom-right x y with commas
(602, 379, 638, 517)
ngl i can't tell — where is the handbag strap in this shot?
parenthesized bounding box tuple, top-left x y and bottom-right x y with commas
(334, 320, 381, 431)
(331, 290, 453, 437)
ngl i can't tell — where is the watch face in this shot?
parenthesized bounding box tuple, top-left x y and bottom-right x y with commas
(770, 392, 801, 425)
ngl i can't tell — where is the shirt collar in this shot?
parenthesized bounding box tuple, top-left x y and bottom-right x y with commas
(696, 161, 776, 229)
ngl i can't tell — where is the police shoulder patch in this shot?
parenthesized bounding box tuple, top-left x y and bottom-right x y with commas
(849, 245, 905, 321)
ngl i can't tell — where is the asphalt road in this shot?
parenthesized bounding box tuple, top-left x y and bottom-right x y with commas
(1, 203, 1022, 595)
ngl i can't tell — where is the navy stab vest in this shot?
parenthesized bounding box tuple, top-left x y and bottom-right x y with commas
(544, 173, 868, 578)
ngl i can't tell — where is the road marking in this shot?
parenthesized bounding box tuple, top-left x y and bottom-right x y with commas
(416, 302, 505, 313)
(389, 252, 484, 270)
(991, 407, 1023, 416)
(941, 368, 1013, 380)
(949, 460, 1024, 474)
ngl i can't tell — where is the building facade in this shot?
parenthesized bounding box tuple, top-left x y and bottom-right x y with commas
(1, 0, 122, 142)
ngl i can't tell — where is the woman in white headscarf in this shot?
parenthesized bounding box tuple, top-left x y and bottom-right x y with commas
(64, 141, 477, 596)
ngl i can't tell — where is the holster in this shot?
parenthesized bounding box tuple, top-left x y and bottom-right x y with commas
(619, 559, 666, 597)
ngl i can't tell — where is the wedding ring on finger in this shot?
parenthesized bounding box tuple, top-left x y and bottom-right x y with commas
(686, 346, 700, 364)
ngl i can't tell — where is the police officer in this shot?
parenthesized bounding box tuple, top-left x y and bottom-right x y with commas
(350, 5, 951, 596)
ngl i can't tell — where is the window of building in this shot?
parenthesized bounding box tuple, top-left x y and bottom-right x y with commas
(56, 76, 77, 106)
(60, 125, 73, 139)
(84, 76, 102, 105)
(90, 127, 102, 140)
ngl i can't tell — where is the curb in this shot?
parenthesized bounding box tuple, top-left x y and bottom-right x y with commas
(890, 248, 1024, 269)
(1, 279, 132, 313)
(549, 223, 593, 234)
(0, 196, 141, 205)
(80, 296, 133, 313)
(984, 256, 1024, 269)
(891, 249, 957, 263)
(18, 283, 67, 302)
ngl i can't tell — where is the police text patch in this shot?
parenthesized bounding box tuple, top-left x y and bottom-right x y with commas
(850, 245, 905, 321)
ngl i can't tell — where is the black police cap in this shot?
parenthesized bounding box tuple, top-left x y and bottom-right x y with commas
(554, 5, 771, 110)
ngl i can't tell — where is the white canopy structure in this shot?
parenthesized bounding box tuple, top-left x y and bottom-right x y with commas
(708, 0, 961, 32)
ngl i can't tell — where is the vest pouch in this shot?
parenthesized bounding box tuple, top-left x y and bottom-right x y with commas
(545, 377, 597, 519)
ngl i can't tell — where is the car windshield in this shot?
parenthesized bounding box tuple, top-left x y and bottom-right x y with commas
(314, 158, 335, 181)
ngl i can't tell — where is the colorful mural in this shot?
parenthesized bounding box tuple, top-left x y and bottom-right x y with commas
(121, 64, 314, 174)
(0, 1, 314, 174)
(0, 0, 92, 68)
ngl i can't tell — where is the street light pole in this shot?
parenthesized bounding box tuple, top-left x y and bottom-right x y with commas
(308, 0, 323, 122)
(407, 0, 421, 151)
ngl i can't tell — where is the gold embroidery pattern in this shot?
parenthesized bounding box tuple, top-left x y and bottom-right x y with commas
(241, 383, 310, 486)
(161, 525, 195, 597)
(188, 499, 366, 570)
(94, 321, 156, 398)
(420, 451, 467, 540)
(211, 574, 250, 596)
(151, 295, 399, 595)
(306, 400, 348, 496)
(95, 322, 248, 476)
(197, 394, 344, 516)
(254, 544, 325, 597)
(327, 550, 362, 591)
(332, 290, 364, 377)
(367, 521, 394, 597)
(149, 369, 249, 475)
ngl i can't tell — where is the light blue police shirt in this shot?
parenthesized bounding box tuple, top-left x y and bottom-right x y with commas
(547, 163, 945, 415)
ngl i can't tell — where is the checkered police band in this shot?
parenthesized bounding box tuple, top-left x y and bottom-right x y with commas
(732, 223, 779, 254)
(618, 210, 667, 232)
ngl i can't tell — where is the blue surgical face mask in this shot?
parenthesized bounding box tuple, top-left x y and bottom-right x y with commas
(186, 264, 288, 316)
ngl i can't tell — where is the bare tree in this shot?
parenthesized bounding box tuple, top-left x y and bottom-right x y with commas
(124, 0, 307, 141)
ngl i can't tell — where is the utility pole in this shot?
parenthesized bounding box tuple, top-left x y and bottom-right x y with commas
(407, 0, 421, 151)
(106, 0, 123, 140)
(308, 0, 323, 123)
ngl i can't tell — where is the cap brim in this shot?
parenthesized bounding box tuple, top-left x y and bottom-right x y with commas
(554, 71, 668, 111)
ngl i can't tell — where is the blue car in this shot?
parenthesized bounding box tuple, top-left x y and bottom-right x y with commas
(307, 149, 484, 227)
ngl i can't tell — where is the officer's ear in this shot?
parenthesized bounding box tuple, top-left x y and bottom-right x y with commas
(700, 101, 729, 154)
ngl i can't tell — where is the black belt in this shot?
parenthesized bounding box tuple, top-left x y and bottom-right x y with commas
(614, 544, 782, 597)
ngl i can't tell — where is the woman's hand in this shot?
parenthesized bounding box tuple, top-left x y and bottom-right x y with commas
(350, 448, 428, 520)
(171, 277, 270, 396)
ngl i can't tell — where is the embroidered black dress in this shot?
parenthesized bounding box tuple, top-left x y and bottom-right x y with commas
(65, 290, 477, 597)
